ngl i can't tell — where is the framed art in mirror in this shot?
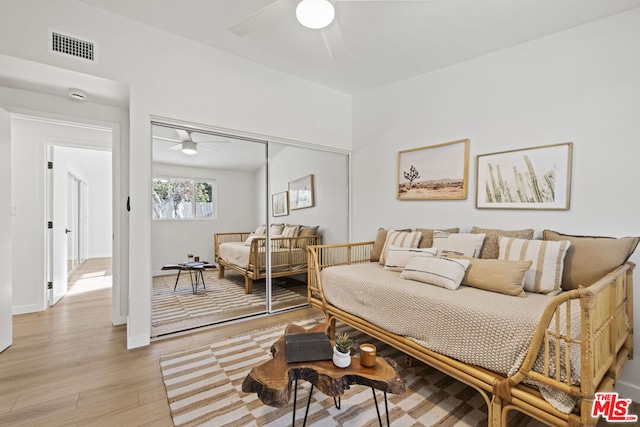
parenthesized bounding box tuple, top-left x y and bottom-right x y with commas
(272, 191, 289, 217)
(289, 174, 314, 210)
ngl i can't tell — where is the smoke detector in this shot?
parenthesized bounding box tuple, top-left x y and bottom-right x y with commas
(68, 88, 88, 101)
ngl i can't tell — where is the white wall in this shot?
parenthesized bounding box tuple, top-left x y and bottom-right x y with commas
(151, 163, 259, 274)
(0, 0, 352, 347)
(269, 144, 350, 245)
(352, 9, 640, 400)
(58, 146, 112, 258)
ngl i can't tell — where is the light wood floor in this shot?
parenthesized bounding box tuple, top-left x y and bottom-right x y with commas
(0, 258, 321, 427)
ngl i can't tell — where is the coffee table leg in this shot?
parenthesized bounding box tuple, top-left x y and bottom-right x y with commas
(371, 388, 390, 426)
(292, 379, 315, 427)
(302, 384, 314, 427)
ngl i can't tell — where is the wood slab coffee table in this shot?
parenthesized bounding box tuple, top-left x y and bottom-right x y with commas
(241, 322, 406, 426)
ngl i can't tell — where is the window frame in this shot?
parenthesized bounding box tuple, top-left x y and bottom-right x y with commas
(152, 175, 217, 220)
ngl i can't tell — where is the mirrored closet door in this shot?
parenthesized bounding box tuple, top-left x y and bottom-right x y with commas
(151, 123, 268, 337)
(266, 142, 350, 313)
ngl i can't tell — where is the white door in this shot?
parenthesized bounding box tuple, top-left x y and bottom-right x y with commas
(67, 174, 79, 273)
(0, 107, 12, 353)
(47, 146, 69, 306)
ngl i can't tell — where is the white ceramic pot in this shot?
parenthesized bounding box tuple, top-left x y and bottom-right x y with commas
(332, 346, 351, 368)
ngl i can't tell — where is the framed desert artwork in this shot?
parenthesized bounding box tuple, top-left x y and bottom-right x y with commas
(397, 139, 469, 200)
(272, 191, 289, 217)
(476, 142, 573, 210)
(289, 174, 314, 210)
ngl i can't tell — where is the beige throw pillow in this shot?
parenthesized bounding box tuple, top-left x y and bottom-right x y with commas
(416, 227, 460, 248)
(499, 237, 571, 294)
(543, 230, 640, 290)
(383, 246, 438, 272)
(471, 226, 535, 259)
(296, 225, 319, 249)
(400, 256, 470, 290)
(448, 254, 532, 297)
(379, 230, 422, 265)
(432, 231, 486, 258)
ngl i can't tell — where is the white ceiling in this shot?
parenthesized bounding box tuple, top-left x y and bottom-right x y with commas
(78, 0, 640, 94)
(152, 124, 267, 171)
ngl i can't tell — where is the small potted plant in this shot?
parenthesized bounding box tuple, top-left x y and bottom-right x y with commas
(332, 332, 353, 368)
(187, 253, 194, 262)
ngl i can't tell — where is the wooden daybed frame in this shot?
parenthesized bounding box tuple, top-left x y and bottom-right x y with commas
(214, 232, 322, 294)
(307, 241, 635, 427)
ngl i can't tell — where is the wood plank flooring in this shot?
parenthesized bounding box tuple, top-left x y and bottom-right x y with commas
(0, 258, 320, 426)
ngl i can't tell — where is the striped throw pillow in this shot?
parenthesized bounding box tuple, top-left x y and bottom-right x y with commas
(400, 256, 470, 290)
(379, 230, 422, 265)
(383, 246, 438, 272)
(498, 237, 571, 294)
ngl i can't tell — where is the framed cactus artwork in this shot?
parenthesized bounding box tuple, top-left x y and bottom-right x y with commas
(476, 142, 573, 210)
(397, 139, 470, 200)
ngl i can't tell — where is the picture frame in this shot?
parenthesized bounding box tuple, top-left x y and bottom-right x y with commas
(397, 139, 469, 200)
(476, 142, 573, 210)
(289, 174, 315, 210)
(272, 191, 289, 217)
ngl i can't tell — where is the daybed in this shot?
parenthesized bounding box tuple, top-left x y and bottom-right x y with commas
(215, 224, 321, 294)
(307, 227, 638, 427)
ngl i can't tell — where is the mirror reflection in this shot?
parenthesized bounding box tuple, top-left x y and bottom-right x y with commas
(151, 124, 268, 337)
(151, 124, 349, 337)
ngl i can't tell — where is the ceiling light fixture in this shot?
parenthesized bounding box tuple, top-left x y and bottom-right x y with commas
(296, 0, 335, 29)
(68, 88, 88, 101)
(181, 140, 197, 155)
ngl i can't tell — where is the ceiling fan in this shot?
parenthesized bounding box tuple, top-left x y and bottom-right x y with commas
(229, 0, 428, 60)
(154, 129, 229, 155)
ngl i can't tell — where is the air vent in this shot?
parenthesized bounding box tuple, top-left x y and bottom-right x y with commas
(50, 31, 95, 61)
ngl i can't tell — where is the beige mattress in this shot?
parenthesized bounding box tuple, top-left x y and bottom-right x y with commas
(218, 242, 307, 271)
(321, 262, 580, 412)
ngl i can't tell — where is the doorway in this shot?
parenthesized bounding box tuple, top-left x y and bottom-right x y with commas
(45, 140, 112, 308)
(67, 174, 88, 275)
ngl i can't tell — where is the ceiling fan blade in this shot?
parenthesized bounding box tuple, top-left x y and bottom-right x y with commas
(175, 129, 191, 142)
(321, 21, 346, 60)
(229, 0, 289, 37)
(169, 144, 182, 151)
(189, 132, 230, 144)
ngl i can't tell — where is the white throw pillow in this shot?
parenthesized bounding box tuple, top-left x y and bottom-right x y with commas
(400, 256, 470, 290)
(432, 231, 486, 258)
(498, 237, 571, 294)
(383, 246, 438, 272)
(379, 229, 423, 265)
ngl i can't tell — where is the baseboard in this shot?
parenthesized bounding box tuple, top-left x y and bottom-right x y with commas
(12, 304, 41, 315)
(153, 269, 179, 277)
(615, 380, 640, 402)
(112, 314, 126, 326)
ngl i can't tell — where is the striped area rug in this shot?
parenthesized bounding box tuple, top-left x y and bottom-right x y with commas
(152, 272, 308, 327)
(159, 318, 545, 427)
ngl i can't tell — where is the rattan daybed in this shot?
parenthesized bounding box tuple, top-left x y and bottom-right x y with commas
(307, 229, 637, 427)
(214, 229, 321, 294)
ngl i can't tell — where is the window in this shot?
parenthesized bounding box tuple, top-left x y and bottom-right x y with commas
(152, 177, 215, 219)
